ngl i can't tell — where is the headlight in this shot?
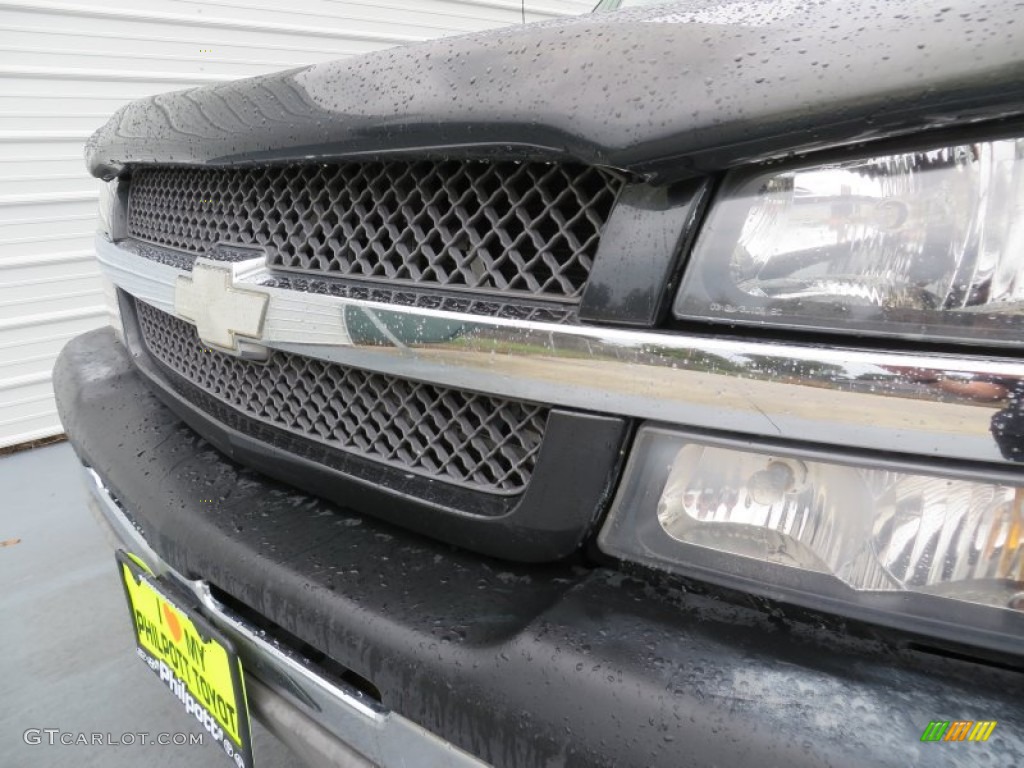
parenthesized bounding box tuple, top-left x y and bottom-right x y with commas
(599, 427, 1024, 653)
(96, 177, 125, 240)
(97, 179, 124, 339)
(97, 178, 115, 238)
(674, 138, 1024, 346)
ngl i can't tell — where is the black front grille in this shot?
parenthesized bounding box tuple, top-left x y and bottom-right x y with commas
(133, 299, 548, 493)
(127, 161, 623, 301)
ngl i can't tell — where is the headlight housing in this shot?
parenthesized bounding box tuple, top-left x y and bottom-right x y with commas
(96, 178, 119, 240)
(97, 178, 125, 339)
(674, 137, 1024, 346)
(599, 427, 1024, 653)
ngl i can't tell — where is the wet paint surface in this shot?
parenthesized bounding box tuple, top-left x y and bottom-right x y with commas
(87, 0, 1024, 181)
(54, 328, 1024, 768)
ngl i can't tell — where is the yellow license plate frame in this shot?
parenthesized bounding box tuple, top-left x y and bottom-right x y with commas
(116, 550, 253, 767)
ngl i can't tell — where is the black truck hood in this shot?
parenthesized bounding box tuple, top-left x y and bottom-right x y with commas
(87, 0, 1024, 181)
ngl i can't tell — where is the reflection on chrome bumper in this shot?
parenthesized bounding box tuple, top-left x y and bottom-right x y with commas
(83, 466, 487, 768)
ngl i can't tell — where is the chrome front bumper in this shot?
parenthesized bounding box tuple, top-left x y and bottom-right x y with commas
(83, 466, 486, 768)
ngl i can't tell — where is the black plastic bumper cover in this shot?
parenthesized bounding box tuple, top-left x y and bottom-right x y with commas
(55, 328, 1024, 768)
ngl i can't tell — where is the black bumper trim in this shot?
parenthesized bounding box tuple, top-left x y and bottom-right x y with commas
(55, 328, 1024, 768)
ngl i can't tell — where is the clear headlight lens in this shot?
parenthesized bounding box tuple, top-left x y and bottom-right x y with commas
(599, 428, 1024, 652)
(675, 138, 1024, 346)
(96, 179, 124, 339)
(97, 178, 116, 238)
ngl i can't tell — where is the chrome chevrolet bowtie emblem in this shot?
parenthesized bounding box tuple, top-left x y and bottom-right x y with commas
(175, 257, 269, 356)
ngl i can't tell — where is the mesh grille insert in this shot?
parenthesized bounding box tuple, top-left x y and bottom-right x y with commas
(126, 161, 622, 301)
(134, 299, 548, 493)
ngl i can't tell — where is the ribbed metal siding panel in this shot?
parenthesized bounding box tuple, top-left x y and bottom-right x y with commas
(0, 0, 595, 449)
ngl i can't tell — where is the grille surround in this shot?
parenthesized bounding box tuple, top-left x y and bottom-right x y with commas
(133, 299, 548, 494)
(126, 161, 623, 301)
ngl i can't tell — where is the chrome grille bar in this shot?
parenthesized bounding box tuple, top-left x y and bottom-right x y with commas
(97, 235, 1024, 468)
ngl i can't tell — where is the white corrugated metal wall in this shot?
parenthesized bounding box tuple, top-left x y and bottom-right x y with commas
(0, 0, 594, 449)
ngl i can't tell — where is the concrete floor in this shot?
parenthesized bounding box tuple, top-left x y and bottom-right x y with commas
(0, 441, 305, 768)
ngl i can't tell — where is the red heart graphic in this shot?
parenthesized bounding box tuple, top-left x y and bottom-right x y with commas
(162, 602, 183, 644)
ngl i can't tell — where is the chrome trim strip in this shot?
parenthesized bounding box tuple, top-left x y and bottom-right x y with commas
(86, 467, 165, 573)
(190, 578, 384, 722)
(245, 676, 376, 768)
(97, 235, 1024, 466)
(83, 466, 488, 768)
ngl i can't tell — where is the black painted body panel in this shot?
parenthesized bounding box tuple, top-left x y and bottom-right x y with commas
(87, 1, 1024, 182)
